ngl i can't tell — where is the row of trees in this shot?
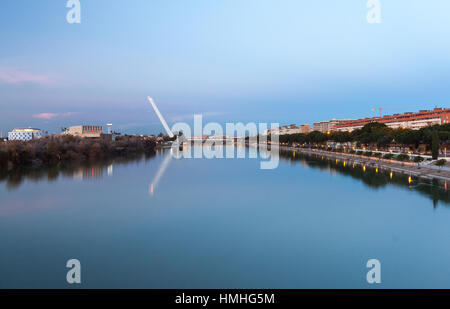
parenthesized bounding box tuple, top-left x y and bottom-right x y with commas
(0, 135, 156, 168)
(277, 122, 449, 159)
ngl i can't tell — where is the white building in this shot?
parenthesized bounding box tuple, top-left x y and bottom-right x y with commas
(68, 125, 103, 138)
(268, 124, 305, 135)
(8, 128, 42, 141)
(312, 119, 352, 133)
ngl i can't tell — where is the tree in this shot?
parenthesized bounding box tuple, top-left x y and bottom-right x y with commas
(88, 143, 103, 159)
(330, 131, 351, 143)
(351, 122, 392, 145)
(413, 156, 424, 163)
(432, 130, 440, 160)
(0, 150, 8, 166)
(383, 153, 394, 160)
(376, 135, 392, 148)
(396, 154, 410, 161)
(306, 131, 327, 143)
(435, 159, 446, 167)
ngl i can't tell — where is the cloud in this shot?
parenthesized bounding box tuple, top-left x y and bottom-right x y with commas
(33, 112, 76, 120)
(33, 113, 58, 120)
(0, 67, 54, 85)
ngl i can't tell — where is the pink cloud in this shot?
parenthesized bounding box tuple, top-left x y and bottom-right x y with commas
(33, 113, 59, 120)
(0, 67, 54, 85)
(33, 112, 76, 120)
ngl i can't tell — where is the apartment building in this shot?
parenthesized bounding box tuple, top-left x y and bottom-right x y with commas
(335, 108, 450, 132)
(312, 119, 351, 133)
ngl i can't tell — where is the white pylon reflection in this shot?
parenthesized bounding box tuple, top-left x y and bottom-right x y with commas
(149, 149, 172, 196)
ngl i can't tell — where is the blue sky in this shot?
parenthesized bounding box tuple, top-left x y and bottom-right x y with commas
(1, 0, 450, 135)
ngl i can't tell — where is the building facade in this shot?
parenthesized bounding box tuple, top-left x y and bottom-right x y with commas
(267, 124, 304, 135)
(299, 124, 310, 134)
(8, 128, 42, 141)
(312, 119, 351, 133)
(335, 108, 450, 132)
(267, 123, 311, 135)
(68, 125, 103, 138)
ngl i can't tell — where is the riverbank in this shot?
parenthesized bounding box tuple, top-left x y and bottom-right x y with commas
(280, 146, 450, 182)
(0, 135, 156, 170)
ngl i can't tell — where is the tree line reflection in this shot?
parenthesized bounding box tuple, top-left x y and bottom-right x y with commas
(279, 150, 450, 207)
(0, 152, 156, 191)
(2, 149, 448, 207)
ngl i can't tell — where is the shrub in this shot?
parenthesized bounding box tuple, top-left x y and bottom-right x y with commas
(0, 150, 8, 166)
(373, 152, 382, 158)
(356, 151, 364, 155)
(349, 150, 356, 154)
(396, 154, 410, 161)
(383, 153, 394, 159)
(413, 156, 424, 163)
(363, 151, 373, 157)
(1, 135, 156, 168)
(88, 143, 103, 159)
(432, 131, 439, 160)
(46, 140, 61, 163)
(435, 159, 447, 167)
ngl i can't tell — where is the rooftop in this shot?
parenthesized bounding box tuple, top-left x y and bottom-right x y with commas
(12, 128, 41, 132)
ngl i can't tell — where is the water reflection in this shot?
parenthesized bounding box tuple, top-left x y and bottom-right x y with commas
(73, 166, 103, 180)
(0, 152, 156, 190)
(149, 149, 172, 196)
(279, 150, 450, 207)
(107, 164, 114, 176)
(1, 148, 449, 207)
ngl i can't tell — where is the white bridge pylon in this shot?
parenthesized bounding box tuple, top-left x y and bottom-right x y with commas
(149, 149, 172, 196)
(148, 96, 174, 138)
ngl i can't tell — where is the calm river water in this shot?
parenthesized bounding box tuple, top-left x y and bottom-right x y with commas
(0, 147, 449, 288)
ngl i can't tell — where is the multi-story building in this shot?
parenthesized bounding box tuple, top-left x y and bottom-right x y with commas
(312, 121, 327, 133)
(281, 124, 299, 135)
(299, 124, 310, 134)
(8, 128, 42, 141)
(268, 124, 309, 135)
(68, 125, 103, 138)
(335, 108, 450, 132)
(312, 119, 351, 133)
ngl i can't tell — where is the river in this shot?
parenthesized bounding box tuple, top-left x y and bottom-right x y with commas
(0, 147, 449, 288)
